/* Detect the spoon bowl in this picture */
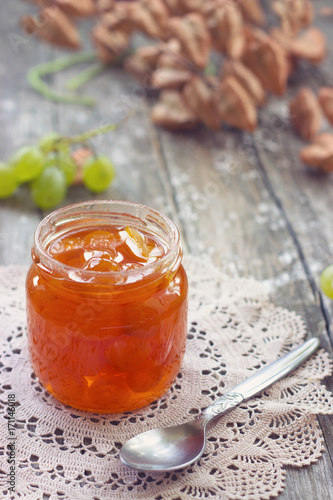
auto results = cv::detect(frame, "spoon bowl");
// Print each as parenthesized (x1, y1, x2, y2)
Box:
(121, 421, 206, 471)
(120, 338, 320, 472)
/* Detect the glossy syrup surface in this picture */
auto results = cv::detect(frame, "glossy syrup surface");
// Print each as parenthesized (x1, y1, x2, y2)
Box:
(47, 225, 167, 272)
(26, 224, 188, 413)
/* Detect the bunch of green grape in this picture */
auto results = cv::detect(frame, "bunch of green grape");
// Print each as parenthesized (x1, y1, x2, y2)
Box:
(0, 132, 115, 210)
(320, 265, 333, 300)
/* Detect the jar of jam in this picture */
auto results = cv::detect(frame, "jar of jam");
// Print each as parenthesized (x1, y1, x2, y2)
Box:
(26, 201, 188, 413)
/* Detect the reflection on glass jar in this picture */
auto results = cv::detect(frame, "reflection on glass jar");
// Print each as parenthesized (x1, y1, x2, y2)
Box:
(26, 200, 188, 413)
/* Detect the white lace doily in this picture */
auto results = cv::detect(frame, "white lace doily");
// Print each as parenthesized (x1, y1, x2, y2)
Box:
(1, 257, 333, 500)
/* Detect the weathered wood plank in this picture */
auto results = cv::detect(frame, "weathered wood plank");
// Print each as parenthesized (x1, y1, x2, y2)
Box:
(156, 125, 333, 499)
(254, 94, 333, 326)
(0, 2, 53, 265)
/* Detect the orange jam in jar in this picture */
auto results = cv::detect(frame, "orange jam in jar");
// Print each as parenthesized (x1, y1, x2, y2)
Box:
(26, 201, 188, 413)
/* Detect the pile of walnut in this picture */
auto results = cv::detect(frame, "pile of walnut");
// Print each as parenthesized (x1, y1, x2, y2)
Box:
(21, 0, 333, 172)
(290, 88, 333, 172)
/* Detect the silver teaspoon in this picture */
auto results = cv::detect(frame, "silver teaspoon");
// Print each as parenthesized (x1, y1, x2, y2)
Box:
(120, 337, 320, 472)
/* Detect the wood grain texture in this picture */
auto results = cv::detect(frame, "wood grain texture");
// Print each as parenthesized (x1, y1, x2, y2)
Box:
(0, 1, 333, 498)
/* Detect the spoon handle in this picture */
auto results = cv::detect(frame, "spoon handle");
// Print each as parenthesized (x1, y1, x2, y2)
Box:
(202, 337, 320, 421)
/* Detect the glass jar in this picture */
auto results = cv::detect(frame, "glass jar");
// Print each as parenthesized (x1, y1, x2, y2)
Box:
(26, 200, 188, 413)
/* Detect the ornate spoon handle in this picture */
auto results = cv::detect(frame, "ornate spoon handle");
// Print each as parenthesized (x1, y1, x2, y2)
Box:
(201, 338, 320, 422)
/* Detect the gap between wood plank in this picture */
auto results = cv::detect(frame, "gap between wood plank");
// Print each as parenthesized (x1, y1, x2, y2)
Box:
(249, 135, 332, 346)
(250, 136, 333, 476)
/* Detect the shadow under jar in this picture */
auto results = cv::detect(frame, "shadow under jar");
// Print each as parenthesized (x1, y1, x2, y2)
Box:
(26, 200, 188, 413)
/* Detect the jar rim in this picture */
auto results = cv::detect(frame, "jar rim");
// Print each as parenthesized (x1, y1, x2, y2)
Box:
(33, 200, 181, 284)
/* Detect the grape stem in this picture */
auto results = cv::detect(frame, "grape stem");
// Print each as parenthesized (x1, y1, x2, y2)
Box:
(27, 52, 98, 106)
(66, 62, 106, 91)
(64, 123, 121, 145)
(45, 111, 135, 154)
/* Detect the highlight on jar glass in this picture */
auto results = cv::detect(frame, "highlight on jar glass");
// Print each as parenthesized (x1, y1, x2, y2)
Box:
(26, 200, 188, 413)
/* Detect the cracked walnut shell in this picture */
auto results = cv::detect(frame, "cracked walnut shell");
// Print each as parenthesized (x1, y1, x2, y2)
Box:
(214, 75, 257, 132)
(242, 29, 289, 96)
(318, 87, 333, 126)
(21, 6, 81, 49)
(300, 133, 333, 172)
(167, 13, 211, 69)
(151, 90, 200, 130)
(289, 87, 322, 141)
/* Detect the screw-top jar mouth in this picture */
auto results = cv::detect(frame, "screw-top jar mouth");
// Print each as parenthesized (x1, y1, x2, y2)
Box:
(33, 200, 182, 285)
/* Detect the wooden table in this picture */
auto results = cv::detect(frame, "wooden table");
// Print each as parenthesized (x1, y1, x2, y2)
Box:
(1, 2, 333, 499)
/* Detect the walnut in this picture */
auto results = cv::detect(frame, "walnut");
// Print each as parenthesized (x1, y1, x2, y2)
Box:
(300, 133, 333, 172)
(129, 0, 170, 40)
(238, 0, 265, 26)
(204, 0, 245, 59)
(289, 87, 322, 141)
(222, 60, 266, 107)
(21, 6, 81, 49)
(289, 27, 326, 64)
(151, 90, 200, 129)
(167, 13, 211, 69)
(183, 76, 221, 130)
(242, 29, 289, 96)
(318, 87, 333, 126)
(272, 0, 313, 37)
(214, 76, 257, 132)
(92, 24, 129, 62)
(55, 0, 96, 17)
